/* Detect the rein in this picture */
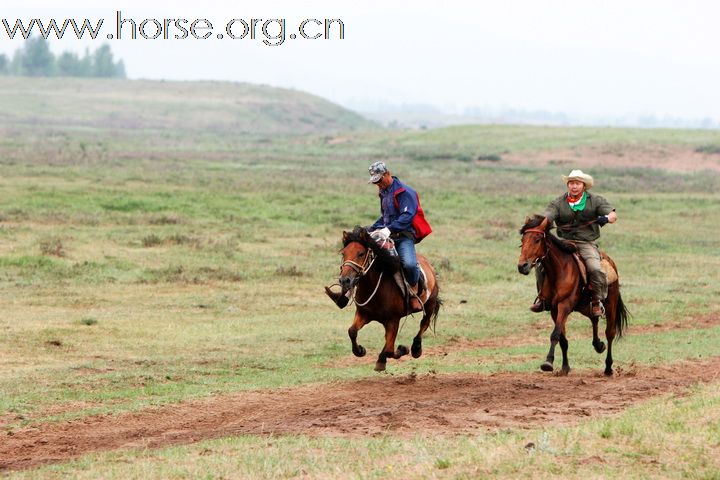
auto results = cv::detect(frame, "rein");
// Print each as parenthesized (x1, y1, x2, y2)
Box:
(522, 228, 546, 237)
(556, 219, 598, 231)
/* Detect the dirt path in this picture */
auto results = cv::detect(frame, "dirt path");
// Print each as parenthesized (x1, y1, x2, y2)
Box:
(3, 356, 720, 472)
(503, 146, 720, 172)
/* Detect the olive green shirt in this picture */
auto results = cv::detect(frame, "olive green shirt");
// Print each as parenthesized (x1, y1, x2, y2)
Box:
(544, 192, 614, 242)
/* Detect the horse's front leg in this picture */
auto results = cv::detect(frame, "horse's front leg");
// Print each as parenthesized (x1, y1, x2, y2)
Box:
(541, 305, 559, 372)
(348, 310, 369, 358)
(556, 303, 573, 375)
(541, 302, 572, 374)
(375, 318, 408, 372)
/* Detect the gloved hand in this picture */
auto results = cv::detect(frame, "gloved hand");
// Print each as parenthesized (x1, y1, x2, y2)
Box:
(373, 227, 391, 240)
(596, 215, 609, 226)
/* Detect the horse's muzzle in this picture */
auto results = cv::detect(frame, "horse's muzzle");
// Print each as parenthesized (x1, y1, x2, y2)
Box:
(339, 275, 358, 290)
(517, 262, 532, 275)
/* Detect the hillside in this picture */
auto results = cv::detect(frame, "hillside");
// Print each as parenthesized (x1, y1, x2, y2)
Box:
(0, 77, 375, 135)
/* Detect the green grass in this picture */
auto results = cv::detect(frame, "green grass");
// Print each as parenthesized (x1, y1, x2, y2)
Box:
(0, 145, 718, 424)
(0, 77, 376, 135)
(0, 79, 719, 478)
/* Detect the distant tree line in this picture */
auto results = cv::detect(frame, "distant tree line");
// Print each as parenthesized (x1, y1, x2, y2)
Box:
(0, 37, 125, 78)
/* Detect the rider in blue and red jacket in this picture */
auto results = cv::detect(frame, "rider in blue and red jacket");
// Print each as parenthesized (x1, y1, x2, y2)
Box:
(367, 161, 425, 311)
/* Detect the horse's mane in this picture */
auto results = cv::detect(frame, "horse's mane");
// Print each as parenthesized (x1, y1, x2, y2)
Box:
(343, 226, 403, 272)
(520, 214, 577, 254)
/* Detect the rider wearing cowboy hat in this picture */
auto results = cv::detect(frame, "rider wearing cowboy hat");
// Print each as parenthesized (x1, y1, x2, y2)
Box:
(530, 169, 617, 317)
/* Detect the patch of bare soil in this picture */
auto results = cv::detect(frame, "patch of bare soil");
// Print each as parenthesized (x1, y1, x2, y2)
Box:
(3, 356, 720, 472)
(502, 146, 720, 172)
(632, 311, 720, 334)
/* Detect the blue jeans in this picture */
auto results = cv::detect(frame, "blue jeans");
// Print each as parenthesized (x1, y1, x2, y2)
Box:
(394, 236, 420, 285)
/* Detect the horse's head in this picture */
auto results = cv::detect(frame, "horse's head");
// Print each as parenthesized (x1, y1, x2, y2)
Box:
(339, 227, 374, 291)
(518, 215, 549, 275)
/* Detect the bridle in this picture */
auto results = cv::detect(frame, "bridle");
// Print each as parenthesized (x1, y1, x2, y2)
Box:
(340, 241, 384, 307)
(521, 227, 548, 267)
(341, 246, 376, 277)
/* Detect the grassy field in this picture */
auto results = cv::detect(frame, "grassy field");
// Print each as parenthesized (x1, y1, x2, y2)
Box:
(1, 78, 720, 478)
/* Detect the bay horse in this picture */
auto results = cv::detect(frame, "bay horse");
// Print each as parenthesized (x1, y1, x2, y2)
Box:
(327, 226, 441, 372)
(517, 215, 629, 375)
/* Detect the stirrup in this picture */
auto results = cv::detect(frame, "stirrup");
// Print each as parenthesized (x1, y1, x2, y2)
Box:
(529, 297, 545, 313)
(416, 275, 426, 298)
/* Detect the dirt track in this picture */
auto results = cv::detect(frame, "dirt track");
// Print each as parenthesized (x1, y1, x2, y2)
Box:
(503, 146, 720, 172)
(3, 356, 720, 472)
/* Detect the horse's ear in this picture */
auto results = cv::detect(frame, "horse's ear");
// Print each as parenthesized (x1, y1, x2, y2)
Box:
(540, 217, 549, 230)
(342, 231, 350, 244)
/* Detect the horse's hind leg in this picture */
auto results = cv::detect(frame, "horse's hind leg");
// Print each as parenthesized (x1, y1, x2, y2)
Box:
(603, 294, 618, 376)
(558, 332, 570, 375)
(348, 310, 369, 358)
(411, 296, 436, 358)
(591, 317, 606, 353)
(375, 318, 408, 372)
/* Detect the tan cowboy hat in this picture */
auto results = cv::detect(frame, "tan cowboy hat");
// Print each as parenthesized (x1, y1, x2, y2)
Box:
(562, 169, 594, 189)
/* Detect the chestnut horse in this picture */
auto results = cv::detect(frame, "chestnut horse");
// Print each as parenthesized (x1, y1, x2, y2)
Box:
(517, 215, 629, 375)
(331, 226, 441, 372)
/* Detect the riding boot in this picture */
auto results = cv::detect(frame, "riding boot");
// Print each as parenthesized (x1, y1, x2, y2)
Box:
(529, 296, 545, 313)
(591, 299, 605, 317)
(416, 274, 425, 298)
(324, 286, 350, 309)
(408, 283, 424, 313)
(530, 264, 547, 313)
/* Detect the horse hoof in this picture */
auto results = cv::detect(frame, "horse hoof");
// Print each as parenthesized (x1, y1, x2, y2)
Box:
(411, 338, 422, 358)
(558, 367, 570, 376)
(374, 362, 386, 372)
(540, 362, 554, 372)
(593, 341, 606, 354)
(396, 345, 409, 357)
(604, 368, 613, 376)
(353, 345, 366, 357)
(325, 287, 348, 309)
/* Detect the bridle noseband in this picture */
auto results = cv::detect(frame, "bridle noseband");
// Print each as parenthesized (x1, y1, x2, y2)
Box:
(521, 227, 548, 267)
(341, 246, 375, 277)
(340, 242, 384, 307)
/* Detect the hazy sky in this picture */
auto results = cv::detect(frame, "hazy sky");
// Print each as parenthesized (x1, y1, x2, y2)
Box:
(3, 1, 720, 121)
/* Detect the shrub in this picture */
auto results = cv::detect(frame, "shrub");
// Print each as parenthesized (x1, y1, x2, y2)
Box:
(142, 234, 163, 247)
(275, 265, 304, 277)
(39, 236, 66, 257)
(695, 145, 720, 154)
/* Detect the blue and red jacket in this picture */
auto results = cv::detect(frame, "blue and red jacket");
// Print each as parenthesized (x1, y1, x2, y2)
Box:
(370, 176, 418, 237)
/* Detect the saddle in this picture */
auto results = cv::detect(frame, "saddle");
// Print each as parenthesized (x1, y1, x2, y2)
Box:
(572, 251, 618, 298)
(393, 267, 428, 314)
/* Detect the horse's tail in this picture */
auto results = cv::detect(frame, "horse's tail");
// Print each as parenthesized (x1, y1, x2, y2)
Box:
(614, 290, 630, 338)
(430, 296, 442, 334)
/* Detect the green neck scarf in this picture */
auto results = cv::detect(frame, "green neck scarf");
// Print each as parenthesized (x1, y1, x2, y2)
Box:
(567, 192, 587, 212)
